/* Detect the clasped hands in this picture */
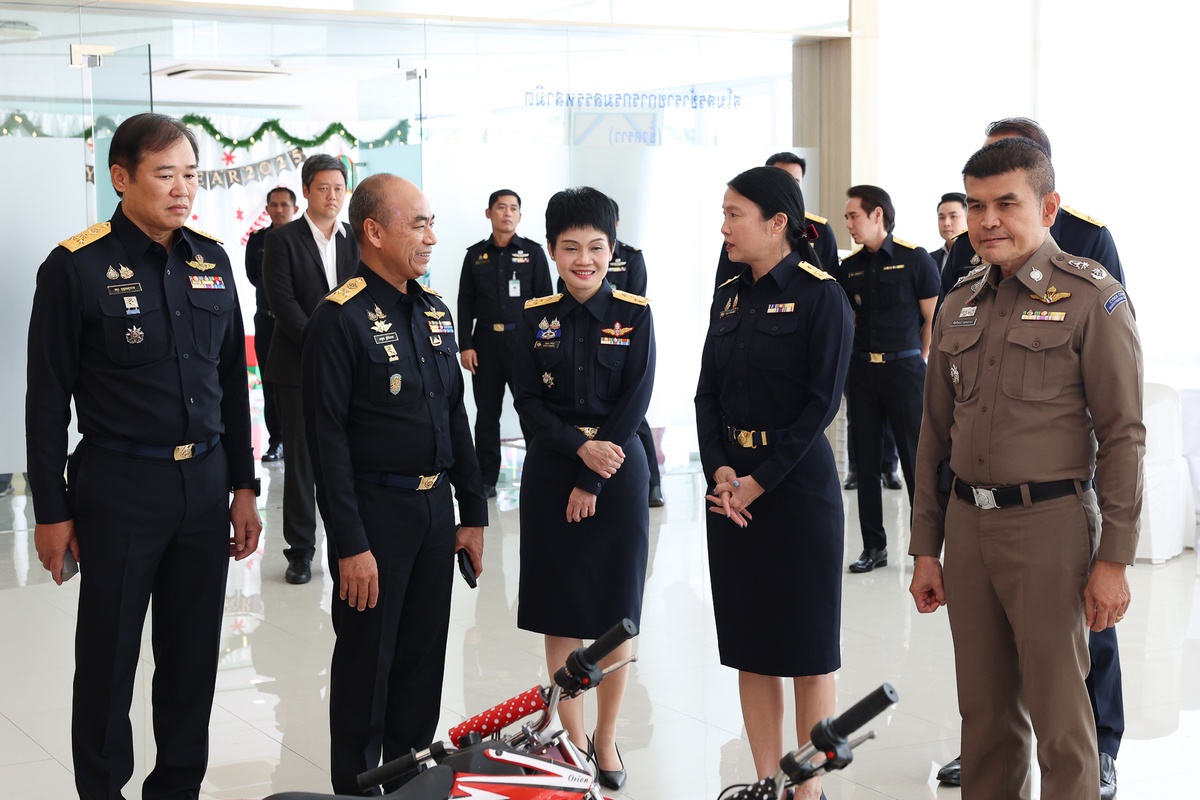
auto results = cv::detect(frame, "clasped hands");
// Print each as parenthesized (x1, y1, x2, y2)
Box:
(567, 439, 625, 523)
(706, 466, 764, 528)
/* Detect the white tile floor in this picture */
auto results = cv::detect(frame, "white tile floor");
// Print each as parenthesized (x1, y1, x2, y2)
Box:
(0, 428, 1197, 800)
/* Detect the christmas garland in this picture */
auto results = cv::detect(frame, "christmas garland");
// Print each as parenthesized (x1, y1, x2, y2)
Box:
(0, 112, 410, 150)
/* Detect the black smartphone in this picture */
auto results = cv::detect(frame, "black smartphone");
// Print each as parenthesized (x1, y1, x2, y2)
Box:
(456, 548, 478, 589)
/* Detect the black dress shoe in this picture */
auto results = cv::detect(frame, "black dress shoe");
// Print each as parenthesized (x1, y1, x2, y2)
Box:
(591, 731, 626, 790)
(936, 755, 962, 785)
(648, 483, 665, 508)
(849, 548, 888, 573)
(285, 559, 312, 585)
(842, 471, 858, 490)
(1099, 752, 1117, 800)
(484, 485, 497, 498)
(882, 470, 903, 490)
(261, 442, 284, 463)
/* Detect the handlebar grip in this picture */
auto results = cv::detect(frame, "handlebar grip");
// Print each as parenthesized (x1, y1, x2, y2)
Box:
(357, 741, 446, 792)
(828, 683, 898, 739)
(578, 618, 637, 669)
(448, 686, 547, 747)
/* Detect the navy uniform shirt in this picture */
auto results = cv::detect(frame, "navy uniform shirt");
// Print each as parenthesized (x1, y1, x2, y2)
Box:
(303, 266, 487, 558)
(696, 252, 853, 491)
(244, 225, 273, 315)
(714, 212, 839, 291)
(837, 234, 941, 353)
(457, 233, 552, 350)
(26, 203, 254, 524)
(513, 283, 656, 495)
(940, 206, 1125, 298)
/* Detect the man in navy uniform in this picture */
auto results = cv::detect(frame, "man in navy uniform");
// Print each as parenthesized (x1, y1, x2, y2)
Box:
(933, 118, 1126, 800)
(838, 185, 940, 573)
(245, 185, 297, 462)
(27, 112, 262, 800)
(304, 173, 486, 794)
(457, 189, 553, 497)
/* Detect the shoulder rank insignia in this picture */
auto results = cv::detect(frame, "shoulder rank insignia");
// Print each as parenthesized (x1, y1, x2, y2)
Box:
(798, 261, 834, 281)
(1031, 286, 1071, 304)
(326, 277, 366, 304)
(846, 245, 863, 258)
(612, 289, 650, 306)
(60, 222, 112, 252)
(805, 211, 828, 225)
(891, 237, 919, 250)
(185, 224, 223, 244)
(421, 284, 443, 297)
(1062, 206, 1106, 228)
(525, 293, 563, 309)
(716, 275, 740, 290)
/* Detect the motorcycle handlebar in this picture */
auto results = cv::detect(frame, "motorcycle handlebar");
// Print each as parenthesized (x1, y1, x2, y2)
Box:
(578, 618, 638, 670)
(828, 683, 898, 740)
(356, 741, 447, 793)
(448, 685, 548, 747)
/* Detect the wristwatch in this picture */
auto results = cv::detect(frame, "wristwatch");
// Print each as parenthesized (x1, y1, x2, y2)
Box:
(232, 479, 261, 497)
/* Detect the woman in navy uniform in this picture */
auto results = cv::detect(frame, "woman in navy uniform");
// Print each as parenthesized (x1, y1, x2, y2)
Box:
(513, 187, 655, 791)
(696, 166, 852, 799)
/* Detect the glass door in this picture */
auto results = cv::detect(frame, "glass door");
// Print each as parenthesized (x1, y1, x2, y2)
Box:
(89, 44, 153, 222)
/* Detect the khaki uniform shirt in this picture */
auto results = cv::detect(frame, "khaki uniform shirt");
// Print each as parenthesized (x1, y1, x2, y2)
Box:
(911, 236, 1144, 564)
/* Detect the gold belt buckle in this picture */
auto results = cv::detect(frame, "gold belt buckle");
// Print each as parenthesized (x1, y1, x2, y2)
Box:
(576, 426, 599, 440)
(492, 323, 506, 332)
(417, 474, 439, 491)
(869, 352, 885, 364)
(735, 429, 757, 449)
(173, 443, 196, 461)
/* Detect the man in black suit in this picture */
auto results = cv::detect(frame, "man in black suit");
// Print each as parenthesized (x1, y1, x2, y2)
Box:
(245, 186, 297, 463)
(263, 154, 359, 584)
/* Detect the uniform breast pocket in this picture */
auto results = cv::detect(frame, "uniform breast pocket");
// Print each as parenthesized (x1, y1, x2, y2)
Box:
(536, 346, 567, 396)
(367, 347, 423, 406)
(937, 325, 985, 401)
(430, 338, 460, 392)
(595, 345, 626, 400)
(1001, 325, 1074, 401)
(187, 291, 234, 358)
(706, 315, 741, 369)
(749, 314, 801, 370)
(98, 294, 169, 366)
(876, 268, 914, 305)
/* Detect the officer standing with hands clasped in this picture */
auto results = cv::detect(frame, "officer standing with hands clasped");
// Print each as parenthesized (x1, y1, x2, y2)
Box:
(27, 112, 262, 800)
(303, 173, 487, 795)
(457, 189, 553, 497)
(909, 137, 1143, 800)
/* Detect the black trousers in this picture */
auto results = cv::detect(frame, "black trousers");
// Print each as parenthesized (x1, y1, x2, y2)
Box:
(636, 417, 661, 486)
(69, 440, 231, 800)
(253, 311, 282, 449)
(844, 386, 899, 473)
(848, 356, 924, 551)
(1089, 625, 1124, 757)
(275, 384, 317, 563)
(328, 480, 457, 795)
(470, 330, 529, 486)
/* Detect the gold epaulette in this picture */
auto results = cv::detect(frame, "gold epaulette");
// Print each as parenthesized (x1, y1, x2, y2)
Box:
(798, 261, 835, 281)
(185, 224, 223, 244)
(892, 237, 919, 250)
(953, 228, 968, 240)
(805, 211, 828, 225)
(717, 275, 739, 290)
(1062, 206, 1106, 228)
(422, 285, 443, 297)
(612, 289, 650, 306)
(525, 293, 562, 309)
(59, 222, 111, 253)
(326, 277, 366, 304)
(846, 245, 863, 258)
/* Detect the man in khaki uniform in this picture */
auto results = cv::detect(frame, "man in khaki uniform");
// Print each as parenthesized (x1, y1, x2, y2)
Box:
(908, 137, 1143, 800)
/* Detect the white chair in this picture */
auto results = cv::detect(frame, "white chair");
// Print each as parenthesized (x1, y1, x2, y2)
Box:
(1135, 383, 1192, 563)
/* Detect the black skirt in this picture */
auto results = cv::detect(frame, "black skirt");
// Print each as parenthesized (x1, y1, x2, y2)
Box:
(518, 435, 649, 639)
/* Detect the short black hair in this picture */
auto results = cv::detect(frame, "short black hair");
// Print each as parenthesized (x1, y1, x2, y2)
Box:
(963, 137, 1056, 198)
(765, 151, 806, 174)
(728, 166, 819, 259)
(489, 189, 521, 209)
(545, 186, 617, 248)
(301, 154, 347, 189)
(938, 192, 967, 210)
(348, 173, 395, 242)
(847, 185, 896, 233)
(985, 117, 1052, 158)
(108, 113, 199, 197)
(266, 186, 297, 206)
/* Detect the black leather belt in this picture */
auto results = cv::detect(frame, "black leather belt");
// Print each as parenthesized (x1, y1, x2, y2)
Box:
(853, 348, 922, 363)
(355, 471, 445, 491)
(90, 434, 220, 462)
(726, 425, 788, 449)
(953, 477, 1093, 510)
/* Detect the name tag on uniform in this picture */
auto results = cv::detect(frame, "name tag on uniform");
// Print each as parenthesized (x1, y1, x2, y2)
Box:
(189, 275, 225, 290)
(767, 303, 795, 314)
(535, 340, 560, 349)
(951, 319, 977, 327)
(374, 332, 400, 344)
(845, 270, 865, 278)
(107, 283, 142, 295)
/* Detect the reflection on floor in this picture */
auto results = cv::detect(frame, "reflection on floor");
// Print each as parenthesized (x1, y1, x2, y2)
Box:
(0, 435, 1197, 800)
